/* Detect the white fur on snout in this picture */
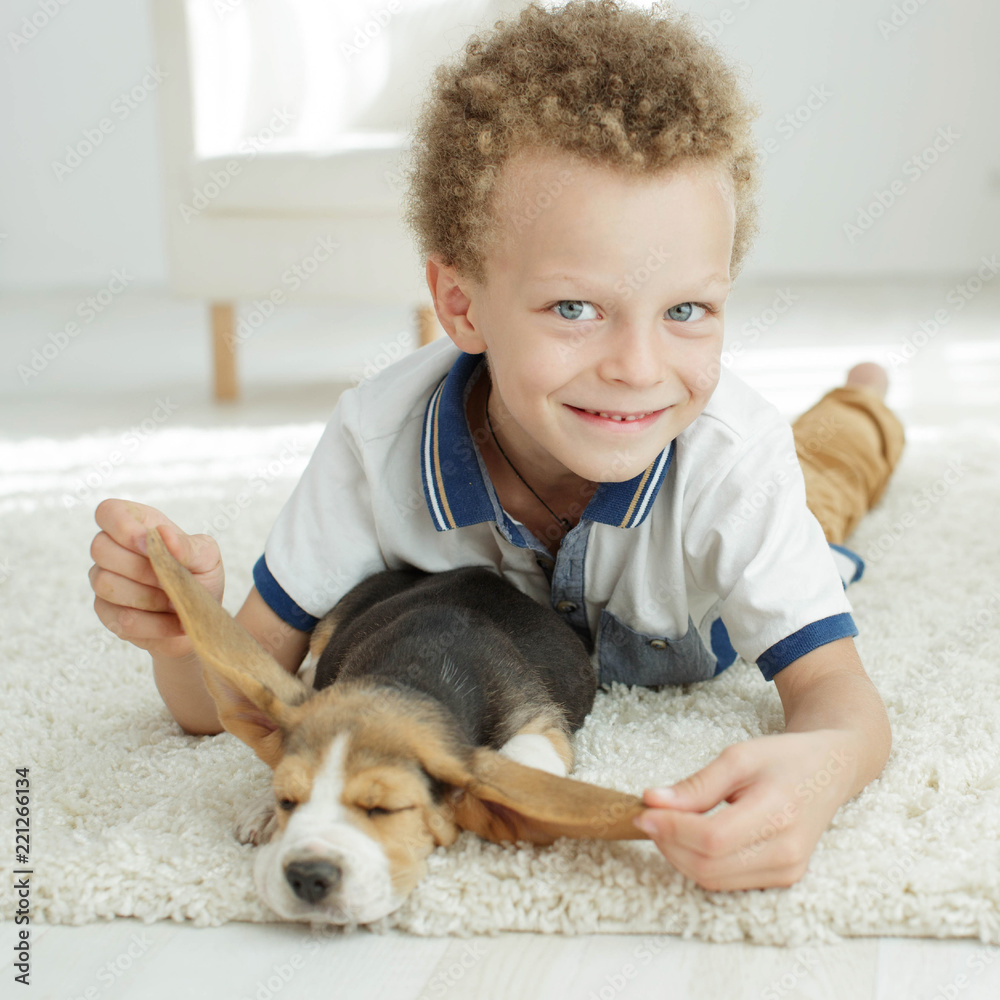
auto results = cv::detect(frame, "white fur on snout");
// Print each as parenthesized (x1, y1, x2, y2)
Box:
(256, 732, 401, 925)
(498, 733, 567, 777)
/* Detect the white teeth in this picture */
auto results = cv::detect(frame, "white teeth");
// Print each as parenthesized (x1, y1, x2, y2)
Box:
(583, 409, 648, 422)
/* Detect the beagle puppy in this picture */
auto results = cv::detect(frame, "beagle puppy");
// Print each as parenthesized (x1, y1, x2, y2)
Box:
(144, 526, 649, 926)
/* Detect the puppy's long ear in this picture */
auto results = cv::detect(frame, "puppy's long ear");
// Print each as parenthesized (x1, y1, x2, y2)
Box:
(144, 526, 310, 766)
(417, 741, 649, 845)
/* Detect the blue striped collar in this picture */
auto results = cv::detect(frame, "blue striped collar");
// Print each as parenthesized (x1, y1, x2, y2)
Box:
(420, 349, 673, 534)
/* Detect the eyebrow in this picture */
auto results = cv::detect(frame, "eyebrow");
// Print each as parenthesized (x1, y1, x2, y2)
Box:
(531, 273, 731, 291)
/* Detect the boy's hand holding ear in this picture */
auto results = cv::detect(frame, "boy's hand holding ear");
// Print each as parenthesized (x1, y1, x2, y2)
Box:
(633, 728, 862, 891)
(90, 498, 225, 661)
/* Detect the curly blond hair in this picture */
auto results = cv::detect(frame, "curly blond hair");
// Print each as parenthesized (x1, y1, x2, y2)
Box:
(400, 0, 762, 287)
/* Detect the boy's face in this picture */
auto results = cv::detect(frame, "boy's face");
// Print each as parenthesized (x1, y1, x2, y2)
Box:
(430, 149, 736, 491)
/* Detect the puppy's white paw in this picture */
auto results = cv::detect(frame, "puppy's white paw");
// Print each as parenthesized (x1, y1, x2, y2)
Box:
(498, 733, 568, 777)
(235, 790, 278, 846)
(297, 650, 318, 690)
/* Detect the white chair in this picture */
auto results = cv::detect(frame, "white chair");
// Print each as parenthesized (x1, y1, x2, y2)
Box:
(151, 0, 519, 400)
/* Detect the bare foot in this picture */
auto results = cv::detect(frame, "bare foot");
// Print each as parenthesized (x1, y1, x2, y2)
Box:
(845, 362, 888, 400)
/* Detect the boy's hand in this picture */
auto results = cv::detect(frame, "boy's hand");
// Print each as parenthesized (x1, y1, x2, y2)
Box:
(633, 729, 859, 891)
(90, 499, 225, 661)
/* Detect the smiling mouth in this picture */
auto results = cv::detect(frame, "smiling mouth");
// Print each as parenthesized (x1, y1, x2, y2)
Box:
(570, 406, 666, 422)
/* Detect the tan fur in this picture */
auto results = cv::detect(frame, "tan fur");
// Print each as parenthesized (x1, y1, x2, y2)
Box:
(307, 611, 341, 661)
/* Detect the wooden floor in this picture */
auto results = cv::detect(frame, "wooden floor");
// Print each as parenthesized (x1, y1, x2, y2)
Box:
(2, 280, 998, 998)
(4, 921, 1000, 999)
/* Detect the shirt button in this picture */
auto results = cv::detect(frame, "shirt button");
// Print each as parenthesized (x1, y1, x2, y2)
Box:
(649, 639, 668, 649)
(555, 600, 577, 613)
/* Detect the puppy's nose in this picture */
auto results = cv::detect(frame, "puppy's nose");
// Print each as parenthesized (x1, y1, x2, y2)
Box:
(284, 859, 342, 905)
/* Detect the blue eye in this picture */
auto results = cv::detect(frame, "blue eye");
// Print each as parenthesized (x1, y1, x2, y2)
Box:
(667, 303, 708, 322)
(552, 300, 599, 321)
(552, 300, 711, 322)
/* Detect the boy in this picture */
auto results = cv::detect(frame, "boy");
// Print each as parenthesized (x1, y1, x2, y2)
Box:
(90, 0, 904, 892)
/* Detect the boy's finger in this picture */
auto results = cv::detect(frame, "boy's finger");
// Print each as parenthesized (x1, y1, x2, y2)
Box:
(89, 565, 176, 614)
(95, 499, 182, 560)
(648, 833, 807, 892)
(145, 523, 219, 576)
(643, 751, 749, 813)
(90, 530, 162, 588)
(640, 783, 776, 857)
(93, 597, 186, 642)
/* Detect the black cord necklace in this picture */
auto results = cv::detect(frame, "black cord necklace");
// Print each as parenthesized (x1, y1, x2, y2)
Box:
(484, 385, 571, 530)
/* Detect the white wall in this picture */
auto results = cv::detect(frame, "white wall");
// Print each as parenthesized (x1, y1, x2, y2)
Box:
(1, 0, 998, 293)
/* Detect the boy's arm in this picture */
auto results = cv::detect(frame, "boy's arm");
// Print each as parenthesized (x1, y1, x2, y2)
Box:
(152, 585, 310, 736)
(772, 635, 892, 797)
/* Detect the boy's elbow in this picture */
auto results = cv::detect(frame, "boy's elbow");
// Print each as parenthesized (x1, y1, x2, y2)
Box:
(178, 720, 225, 737)
(171, 705, 225, 736)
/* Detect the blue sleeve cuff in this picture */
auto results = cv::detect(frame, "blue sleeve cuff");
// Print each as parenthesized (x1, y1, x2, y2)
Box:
(757, 612, 859, 682)
(253, 554, 320, 632)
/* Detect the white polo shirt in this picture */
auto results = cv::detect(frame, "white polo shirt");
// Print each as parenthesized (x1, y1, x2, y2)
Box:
(254, 336, 860, 686)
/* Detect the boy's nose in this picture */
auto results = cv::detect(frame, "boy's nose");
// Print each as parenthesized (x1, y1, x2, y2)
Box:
(599, 327, 667, 385)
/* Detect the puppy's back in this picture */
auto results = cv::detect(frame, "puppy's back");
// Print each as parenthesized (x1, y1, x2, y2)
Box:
(313, 567, 596, 732)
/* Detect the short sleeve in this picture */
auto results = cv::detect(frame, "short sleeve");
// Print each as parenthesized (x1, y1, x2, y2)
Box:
(682, 414, 856, 680)
(254, 385, 386, 630)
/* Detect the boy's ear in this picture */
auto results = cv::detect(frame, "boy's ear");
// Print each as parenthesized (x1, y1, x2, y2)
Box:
(424, 255, 487, 355)
(144, 526, 310, 765)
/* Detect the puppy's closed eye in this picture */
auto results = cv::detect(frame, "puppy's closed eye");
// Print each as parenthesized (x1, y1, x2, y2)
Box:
(278, 799, 298, 812)
(361, 804, 417, 819)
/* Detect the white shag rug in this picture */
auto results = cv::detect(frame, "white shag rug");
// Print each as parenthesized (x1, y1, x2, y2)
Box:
(1, 418, 998, 946)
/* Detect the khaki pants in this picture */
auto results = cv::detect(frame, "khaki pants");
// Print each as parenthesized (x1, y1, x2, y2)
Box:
(792, 387, 906, 546)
